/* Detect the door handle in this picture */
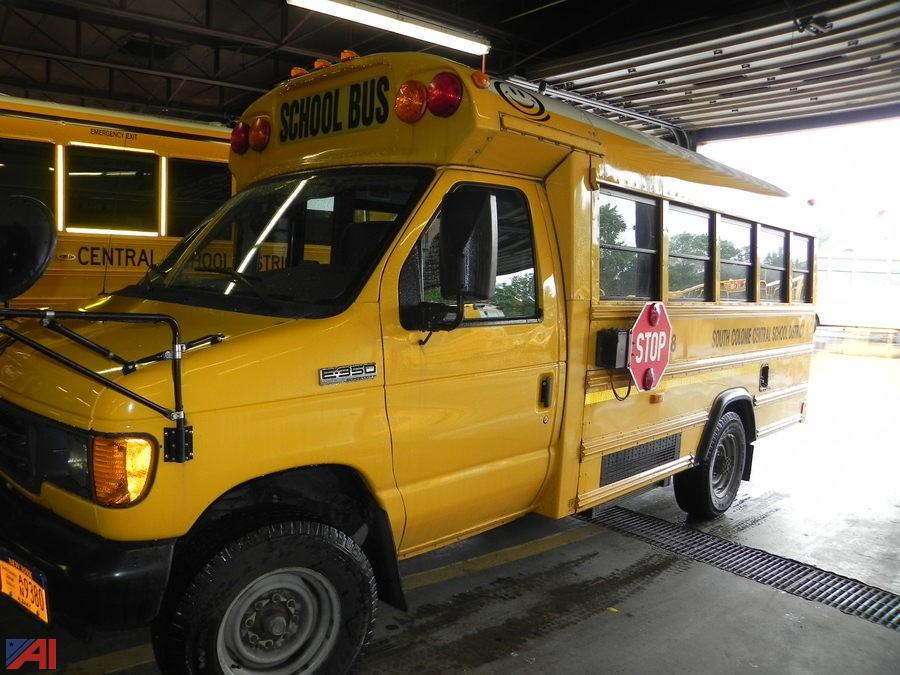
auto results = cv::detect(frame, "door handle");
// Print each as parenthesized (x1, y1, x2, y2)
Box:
(539, 375, 552, 408)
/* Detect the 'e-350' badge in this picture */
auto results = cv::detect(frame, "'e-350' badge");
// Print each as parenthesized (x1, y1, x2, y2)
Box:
(319, 363, 377, 386)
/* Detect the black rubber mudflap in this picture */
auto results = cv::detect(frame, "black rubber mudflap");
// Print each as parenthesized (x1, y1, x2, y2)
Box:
(590, 506, 900, 630)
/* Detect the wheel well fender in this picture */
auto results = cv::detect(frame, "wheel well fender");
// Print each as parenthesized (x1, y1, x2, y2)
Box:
(698, 389, 756, 481)
(175, 465, 407, 611)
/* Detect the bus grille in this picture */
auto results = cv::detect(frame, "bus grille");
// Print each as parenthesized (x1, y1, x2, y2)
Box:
(0, 404, 39, 492)
(600, 434, 681, 486)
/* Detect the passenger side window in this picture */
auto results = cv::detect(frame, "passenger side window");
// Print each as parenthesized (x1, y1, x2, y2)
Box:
(0, 139, 54, 211)
(791, 234, 812, 303)
(668, 205, 712, 301)
(400, 185, 538, 327)
(759, 227, 787, 302)
(167, 159, 231, 238)
(67, 145, 157, 233)
(596, 189, 658, 299)
(719, 218, 753, 301)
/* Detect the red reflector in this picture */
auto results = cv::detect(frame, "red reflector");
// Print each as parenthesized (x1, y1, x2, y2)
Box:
(427, 72, 463, 117)
(230, 122, 250, 154)
(249, 117, 270, 151)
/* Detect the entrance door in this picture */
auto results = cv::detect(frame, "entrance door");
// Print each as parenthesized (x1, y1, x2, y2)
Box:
(380, 171, 561, 554)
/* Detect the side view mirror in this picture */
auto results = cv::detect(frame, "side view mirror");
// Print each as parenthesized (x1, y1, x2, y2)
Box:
(0, 196, 57, 303)
(404, 189, 499, 337)
(439, 190, 498, 302)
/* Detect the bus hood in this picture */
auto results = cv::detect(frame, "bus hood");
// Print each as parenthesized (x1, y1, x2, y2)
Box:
(0, 295, 287, 429)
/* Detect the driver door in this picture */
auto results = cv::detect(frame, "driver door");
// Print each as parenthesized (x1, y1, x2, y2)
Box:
(380, 171, 561, 555)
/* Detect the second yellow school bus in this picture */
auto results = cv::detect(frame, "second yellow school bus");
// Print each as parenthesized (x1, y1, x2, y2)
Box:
(0, 95, 231, 308)
(0, 52, 813, 673)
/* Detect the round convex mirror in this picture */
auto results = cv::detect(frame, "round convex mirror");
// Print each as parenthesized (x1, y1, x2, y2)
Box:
(0, 196, 57, 303)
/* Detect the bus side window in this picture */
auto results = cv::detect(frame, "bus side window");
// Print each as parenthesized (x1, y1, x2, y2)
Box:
(719, 217, 752, 301)
(759, 227, 787, 302)
(791, 233, 812, 302)
(66, 145, 157, 233)
(668, 205, 712, 301)
(167, 159, 231, 238)
(399, 185, 538, 327)
(596, 189, 658, 299)
(0, 138, 55, 211)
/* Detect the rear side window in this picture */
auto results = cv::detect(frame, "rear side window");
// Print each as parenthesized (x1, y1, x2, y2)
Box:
(719, 217, 752, 301)
(597, 189, 658, 299)
(0, 138, 54, 211)
(400, 185, 538, 326)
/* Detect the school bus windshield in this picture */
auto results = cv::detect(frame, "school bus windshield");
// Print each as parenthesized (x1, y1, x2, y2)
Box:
(127, 166, 433, 317)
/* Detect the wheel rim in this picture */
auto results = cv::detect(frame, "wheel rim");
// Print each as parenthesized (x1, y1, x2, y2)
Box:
(710, 430, 741, 507)
(216, 567, 341, 674)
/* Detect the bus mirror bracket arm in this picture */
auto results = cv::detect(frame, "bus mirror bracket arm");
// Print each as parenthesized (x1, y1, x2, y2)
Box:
(0, 308, 194, 463)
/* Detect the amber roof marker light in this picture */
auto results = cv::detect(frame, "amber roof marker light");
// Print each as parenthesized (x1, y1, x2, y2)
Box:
(286, 1, 490, 56)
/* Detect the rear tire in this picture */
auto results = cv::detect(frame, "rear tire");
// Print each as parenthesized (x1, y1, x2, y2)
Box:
(674, 411, 747, 520)
(152, 520, 376, 675)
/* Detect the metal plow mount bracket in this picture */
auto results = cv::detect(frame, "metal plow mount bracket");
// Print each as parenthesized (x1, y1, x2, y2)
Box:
(0, 308, 197, 463)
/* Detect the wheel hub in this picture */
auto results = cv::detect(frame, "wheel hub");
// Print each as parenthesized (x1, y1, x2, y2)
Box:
(217, 567, 342, 674)
(239, 589, 301, 651)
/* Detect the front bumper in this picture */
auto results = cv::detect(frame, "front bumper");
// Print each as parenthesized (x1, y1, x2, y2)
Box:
(0, 480, 174, 628)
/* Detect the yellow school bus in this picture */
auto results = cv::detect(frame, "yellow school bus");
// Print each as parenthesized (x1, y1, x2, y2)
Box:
(0, 95, 231, 308)
(0, 52, 814, 673)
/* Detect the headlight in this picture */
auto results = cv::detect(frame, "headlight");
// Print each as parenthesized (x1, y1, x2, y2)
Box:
(38, 426, 91, 499)
(66, 436, 90, 488)
(91, 436, 156, 507)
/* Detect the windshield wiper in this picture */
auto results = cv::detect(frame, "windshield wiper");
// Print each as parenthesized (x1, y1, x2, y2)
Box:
(192, 267, 280, 308)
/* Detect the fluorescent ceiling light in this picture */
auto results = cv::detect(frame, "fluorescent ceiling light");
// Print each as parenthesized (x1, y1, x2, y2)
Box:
(287, 0, 490, 56)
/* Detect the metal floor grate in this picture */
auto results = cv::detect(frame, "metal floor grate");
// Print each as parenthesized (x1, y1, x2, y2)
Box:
(590, 506, 900, 630)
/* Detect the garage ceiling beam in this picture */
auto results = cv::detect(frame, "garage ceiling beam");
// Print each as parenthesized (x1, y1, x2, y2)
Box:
(0, 43, 268, 94)
(567, 8, 900, 94)
(527, 0, 851, 79)
(15, 0, 334, 60)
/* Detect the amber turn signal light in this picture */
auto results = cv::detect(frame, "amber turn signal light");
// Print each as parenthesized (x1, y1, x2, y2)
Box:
(395, 80, 427, 124)
(92, 436, 155, 507)
(340, 50, 360, 62)
(313, 59, 332, 70)
(290, 66, 309, 77)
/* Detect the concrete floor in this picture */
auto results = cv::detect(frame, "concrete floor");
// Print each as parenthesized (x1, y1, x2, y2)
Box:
(2, 338, 898, 674)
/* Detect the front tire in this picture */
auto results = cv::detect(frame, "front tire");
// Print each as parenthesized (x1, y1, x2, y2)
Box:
(674, 411, 747, 520)
(152, 520, 376, 675)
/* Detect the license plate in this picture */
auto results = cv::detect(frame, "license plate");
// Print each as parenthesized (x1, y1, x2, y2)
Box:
(0, 551, 49, 623)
